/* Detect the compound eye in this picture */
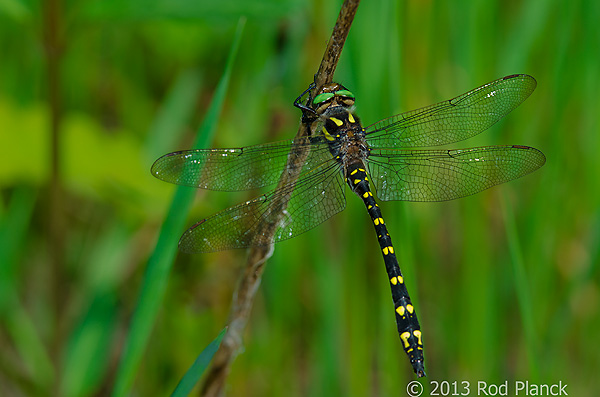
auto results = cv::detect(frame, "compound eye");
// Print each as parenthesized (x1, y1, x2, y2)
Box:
(335, 89, 355, 99)
(313, 92, 334, 105)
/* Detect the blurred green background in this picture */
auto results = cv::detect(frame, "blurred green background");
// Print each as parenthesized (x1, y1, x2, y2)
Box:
(1, 0, 599, 395)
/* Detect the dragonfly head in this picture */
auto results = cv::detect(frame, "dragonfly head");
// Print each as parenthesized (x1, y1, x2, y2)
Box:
(312, 83, 356, 115)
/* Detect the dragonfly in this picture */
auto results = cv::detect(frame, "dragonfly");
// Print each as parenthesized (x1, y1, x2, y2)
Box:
(151, 74, 546, 378)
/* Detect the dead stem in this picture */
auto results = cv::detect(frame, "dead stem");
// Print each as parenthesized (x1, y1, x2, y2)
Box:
(200, 1, 361, 396)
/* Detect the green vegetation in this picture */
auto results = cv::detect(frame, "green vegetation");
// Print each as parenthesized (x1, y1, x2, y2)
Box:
(0, 0, 598, 395)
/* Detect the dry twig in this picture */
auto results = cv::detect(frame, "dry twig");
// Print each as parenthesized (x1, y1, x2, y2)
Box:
(201, 1, 361, 395)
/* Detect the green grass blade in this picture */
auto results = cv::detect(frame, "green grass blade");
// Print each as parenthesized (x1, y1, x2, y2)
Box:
(501, 191, 540, 380)
(170, 328, 227, 397)
(62, 292, 118, 396)
(111, 18, 245, 397)
(0, 188, 54, 390)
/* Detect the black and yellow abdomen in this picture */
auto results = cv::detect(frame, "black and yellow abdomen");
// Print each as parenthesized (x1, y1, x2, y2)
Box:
(320, 105, 425, 377)
(346, 162, 425, 377)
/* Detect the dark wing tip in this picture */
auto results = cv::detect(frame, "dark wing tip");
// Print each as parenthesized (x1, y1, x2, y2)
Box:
(177, 219, 208, 254)
(503, 73, 536, 82)
(150, 151, 177, 179)
(151, 150, 191, 171)
(503, 73, 537, 93)
(513, 145, 546, 170)
(503, 73, 530, 80)
(150, 157, 163, 178)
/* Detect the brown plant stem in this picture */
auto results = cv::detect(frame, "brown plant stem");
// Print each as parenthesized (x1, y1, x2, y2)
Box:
(200, 1, 360, 396)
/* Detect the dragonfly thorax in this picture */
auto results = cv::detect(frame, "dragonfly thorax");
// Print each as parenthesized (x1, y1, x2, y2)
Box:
(321, 106, 363, 136)
(317, 105, 370, 176)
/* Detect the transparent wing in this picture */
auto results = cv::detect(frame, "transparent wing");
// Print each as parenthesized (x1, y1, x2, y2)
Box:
(366, 145, 546, 202)
(151, 137, 331, 191)
(179, 159, 346, 253)
(365, 74, 537, 148)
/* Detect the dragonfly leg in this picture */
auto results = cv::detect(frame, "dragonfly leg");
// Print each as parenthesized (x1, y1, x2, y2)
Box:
(294, 80, 318, 123)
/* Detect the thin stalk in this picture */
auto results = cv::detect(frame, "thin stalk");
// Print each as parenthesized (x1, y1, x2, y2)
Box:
(200, 1, 361, 396)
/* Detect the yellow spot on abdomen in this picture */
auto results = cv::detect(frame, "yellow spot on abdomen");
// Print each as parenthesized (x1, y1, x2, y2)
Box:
(396, 306, 405, 316)
(400, 332, 411, 348)
(348, 113, 355, 123)
(413, 330, 423, 346)
(382, 246, 388, 254)
(406, 304, 414, 314)
(350, 169, 358, 175)
(354, 179, 361, 185)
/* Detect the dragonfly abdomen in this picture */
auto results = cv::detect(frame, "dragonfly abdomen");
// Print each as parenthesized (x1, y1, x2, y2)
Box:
(346, 163, 426, 377)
